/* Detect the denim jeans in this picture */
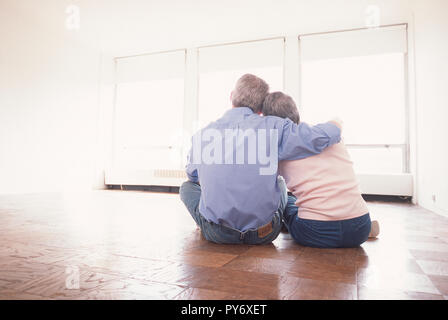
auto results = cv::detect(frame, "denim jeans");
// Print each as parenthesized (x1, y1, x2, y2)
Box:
(179, 177, 287, 245)
(283, 195, 371, 248)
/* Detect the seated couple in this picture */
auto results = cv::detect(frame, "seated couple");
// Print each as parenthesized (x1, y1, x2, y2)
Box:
(180, 74, 379, 248)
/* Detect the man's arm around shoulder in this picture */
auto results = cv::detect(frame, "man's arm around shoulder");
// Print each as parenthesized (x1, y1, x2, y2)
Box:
(278, 118, 342, 161)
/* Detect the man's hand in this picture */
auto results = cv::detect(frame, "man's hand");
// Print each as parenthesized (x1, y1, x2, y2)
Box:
(329, 117, 343, 131)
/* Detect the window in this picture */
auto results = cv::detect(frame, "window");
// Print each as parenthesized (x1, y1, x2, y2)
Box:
(106, 26, 413, 194)
(113, 50, 186, 171)
(299, 25, 408, 174)
(198, 39, 284, 128)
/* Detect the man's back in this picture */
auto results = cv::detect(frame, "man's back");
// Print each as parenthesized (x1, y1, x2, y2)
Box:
(186, 107, 341, 231)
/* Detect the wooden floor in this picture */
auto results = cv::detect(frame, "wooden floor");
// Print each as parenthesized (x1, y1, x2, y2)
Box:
(1, 190, 448, 300)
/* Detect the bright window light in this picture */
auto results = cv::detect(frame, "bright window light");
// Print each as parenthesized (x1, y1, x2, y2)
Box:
(348, 146, 404, 174)
(300, 25, 408, 175)
(114, 51, 185, 170)
(301, 53, 407, 174)
(301, 53, 406, 145)
(198, 39, 284, 128)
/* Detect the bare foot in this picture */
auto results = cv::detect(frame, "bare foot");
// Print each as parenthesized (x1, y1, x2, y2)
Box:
(369, 220, 380, 238)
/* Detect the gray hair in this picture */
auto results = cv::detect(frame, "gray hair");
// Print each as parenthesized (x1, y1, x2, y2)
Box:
(262, 91, 300, 124)
(231, 74, 269, 113)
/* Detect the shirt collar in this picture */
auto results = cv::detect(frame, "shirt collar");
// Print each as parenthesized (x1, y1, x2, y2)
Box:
(222, 106, 254, 119)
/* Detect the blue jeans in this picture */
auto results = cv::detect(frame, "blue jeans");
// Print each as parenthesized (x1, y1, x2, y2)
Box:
(179, 178, 287, 245)
(283, 195, 371, 248)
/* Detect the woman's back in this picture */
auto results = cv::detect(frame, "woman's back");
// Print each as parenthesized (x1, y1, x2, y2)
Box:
(279, 141, 369, 221)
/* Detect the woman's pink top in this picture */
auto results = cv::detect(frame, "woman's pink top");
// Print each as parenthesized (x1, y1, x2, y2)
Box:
(279, 141, 369, 221)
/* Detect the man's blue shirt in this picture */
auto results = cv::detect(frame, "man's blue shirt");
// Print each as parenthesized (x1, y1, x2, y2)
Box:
(186, 107, 341, 231)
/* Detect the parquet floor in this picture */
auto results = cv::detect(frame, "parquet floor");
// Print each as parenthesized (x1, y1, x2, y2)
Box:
(1, 190, 448, 300)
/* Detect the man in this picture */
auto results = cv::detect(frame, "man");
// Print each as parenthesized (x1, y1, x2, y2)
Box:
(179, 74, 341, 244)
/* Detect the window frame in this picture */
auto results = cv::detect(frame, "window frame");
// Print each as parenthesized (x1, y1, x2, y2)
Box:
(111, 49, 187, 171)
(104, 23, 415, 196)
(298, 24, 410, 174)
(196, 37, 286, 128)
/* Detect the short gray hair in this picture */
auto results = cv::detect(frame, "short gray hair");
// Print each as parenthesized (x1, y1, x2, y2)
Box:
(262, 91, 300, 124)
(231, 74, 269, 113)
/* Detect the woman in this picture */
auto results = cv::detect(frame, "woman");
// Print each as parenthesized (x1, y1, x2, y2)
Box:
(262, 92, 379, 248)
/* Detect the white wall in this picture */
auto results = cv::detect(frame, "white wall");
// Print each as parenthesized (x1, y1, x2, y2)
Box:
(2, 0, 447, 218)
(411, 0, 448, 216)
(96, 0, 412, 57)
(0, 0, 102, 193)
